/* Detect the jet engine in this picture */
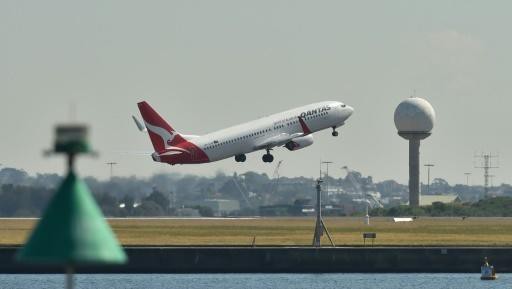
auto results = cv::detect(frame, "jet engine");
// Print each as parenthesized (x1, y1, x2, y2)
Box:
(285, 135, 314, 151)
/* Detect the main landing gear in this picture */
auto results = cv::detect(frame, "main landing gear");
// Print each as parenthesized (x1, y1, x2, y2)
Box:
(262, 149, 274, 163)
(235, 154, 246, 162)
(332, 127, 339, 137)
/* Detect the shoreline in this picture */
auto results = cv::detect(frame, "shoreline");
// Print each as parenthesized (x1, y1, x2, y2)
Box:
(1, 246, 510, 273)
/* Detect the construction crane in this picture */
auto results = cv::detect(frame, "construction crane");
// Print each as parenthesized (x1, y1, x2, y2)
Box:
(262, 160, 283, 205)
(270, 160, 283, 194)
(232, 173, 252, 208)
(341, 166, 383, 209)
(342, 166, 371, 225)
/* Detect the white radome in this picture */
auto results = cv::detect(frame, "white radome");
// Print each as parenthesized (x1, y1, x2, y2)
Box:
(394, 97, 435, 133)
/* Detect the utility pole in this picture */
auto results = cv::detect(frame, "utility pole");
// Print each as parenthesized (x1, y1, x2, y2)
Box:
(474, 153, 499, 197)
(106, 162, 118, 180)
(464, 172, 471, 186)
(424, 164, 434, 194)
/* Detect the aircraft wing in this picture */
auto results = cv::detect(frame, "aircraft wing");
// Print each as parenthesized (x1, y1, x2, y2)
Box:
(253, 132, 305, 150)
(254, 116, 313, 150)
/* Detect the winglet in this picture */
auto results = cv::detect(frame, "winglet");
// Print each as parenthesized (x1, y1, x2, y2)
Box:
(298, 117, 312, 135)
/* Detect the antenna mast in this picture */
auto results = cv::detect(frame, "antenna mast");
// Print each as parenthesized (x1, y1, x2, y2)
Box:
(474, 153, 499, 197)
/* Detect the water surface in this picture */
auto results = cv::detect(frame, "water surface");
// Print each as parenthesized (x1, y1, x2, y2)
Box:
(0, 273, 508, 289)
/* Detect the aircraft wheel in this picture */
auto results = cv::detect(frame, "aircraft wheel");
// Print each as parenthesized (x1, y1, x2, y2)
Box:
(235, 154, 246, 162)
(332, 130, 339, 137)
(262, 154, 274, 163)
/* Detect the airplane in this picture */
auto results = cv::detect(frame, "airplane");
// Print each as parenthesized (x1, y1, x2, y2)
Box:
(133, 101, 354, 165)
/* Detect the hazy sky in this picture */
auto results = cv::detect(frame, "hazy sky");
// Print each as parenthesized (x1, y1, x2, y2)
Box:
(2, 0, 511, 185)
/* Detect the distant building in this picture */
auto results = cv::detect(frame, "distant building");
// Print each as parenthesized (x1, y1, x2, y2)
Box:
(259, 204, 293, 216)
(419, 194, 461, 206)
(381, 196, 406, 207)
(200, 199, 240, 216)
(176, 207, 200, 217)
(259, 203, 347, 216)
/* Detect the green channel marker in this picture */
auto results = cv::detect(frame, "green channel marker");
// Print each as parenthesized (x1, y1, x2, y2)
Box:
(17, 171, 127, 264)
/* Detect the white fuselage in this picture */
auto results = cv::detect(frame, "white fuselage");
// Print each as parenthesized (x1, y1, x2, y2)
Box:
(190, 101, 353, 162)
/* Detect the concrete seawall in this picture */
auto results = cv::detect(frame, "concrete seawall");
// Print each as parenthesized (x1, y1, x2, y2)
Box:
(1, 246, 511, 273)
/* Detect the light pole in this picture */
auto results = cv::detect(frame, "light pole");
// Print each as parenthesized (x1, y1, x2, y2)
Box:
(424, 164, 434, 194)
(106, 162, 118, 180)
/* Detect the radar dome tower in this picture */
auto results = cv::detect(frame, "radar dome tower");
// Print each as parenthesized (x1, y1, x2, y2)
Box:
(394, 97, 436, 207)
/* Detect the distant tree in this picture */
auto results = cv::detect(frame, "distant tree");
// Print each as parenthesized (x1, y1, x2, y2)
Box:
(0, 184, 53, 217)
(145, 188, 170, 213)
(430, 178, 451, 194)
(120, 195, 135, 215)
(376, 180, 407, 198)
(94, 192, 120, 217)
(197, 206, 214, 217)
(373, 205, 426, 217)
(134, 201, 165, 216)
(32, 173, 61, 188)
(294, 198, 311, 206)
(371, 196, 512, 217)
(218, 179, 242, 200)
(429, 201, 448, 216)
(241, 172, 269, 193)
(0, 168, 29, 185)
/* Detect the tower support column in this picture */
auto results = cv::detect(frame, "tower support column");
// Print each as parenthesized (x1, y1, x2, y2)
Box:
(399, 132, 430, 207)
(408, 138, 420, 207)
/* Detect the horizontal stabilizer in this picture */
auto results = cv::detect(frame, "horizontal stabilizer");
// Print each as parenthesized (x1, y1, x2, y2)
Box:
(115, 150, 153, 156)
(132, 115, 147, 132)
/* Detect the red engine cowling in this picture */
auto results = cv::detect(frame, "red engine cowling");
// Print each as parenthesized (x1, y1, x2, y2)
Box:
(285, 135, 314, 151)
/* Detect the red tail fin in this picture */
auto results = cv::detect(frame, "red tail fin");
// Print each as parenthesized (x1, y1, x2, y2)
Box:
(137, 101, 183, 151)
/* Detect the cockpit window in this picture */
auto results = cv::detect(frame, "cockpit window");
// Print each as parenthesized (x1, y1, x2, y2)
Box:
(341, 104, 346, 108)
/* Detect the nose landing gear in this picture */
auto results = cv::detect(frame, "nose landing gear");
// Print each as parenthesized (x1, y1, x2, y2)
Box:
(332, 127, 339, 137)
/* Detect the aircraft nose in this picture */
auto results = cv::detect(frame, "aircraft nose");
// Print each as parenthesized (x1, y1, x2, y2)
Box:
(344, 105, 354, 118)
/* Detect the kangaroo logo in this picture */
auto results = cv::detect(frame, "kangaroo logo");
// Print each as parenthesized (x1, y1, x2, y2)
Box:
(144, 121, 176, 148)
